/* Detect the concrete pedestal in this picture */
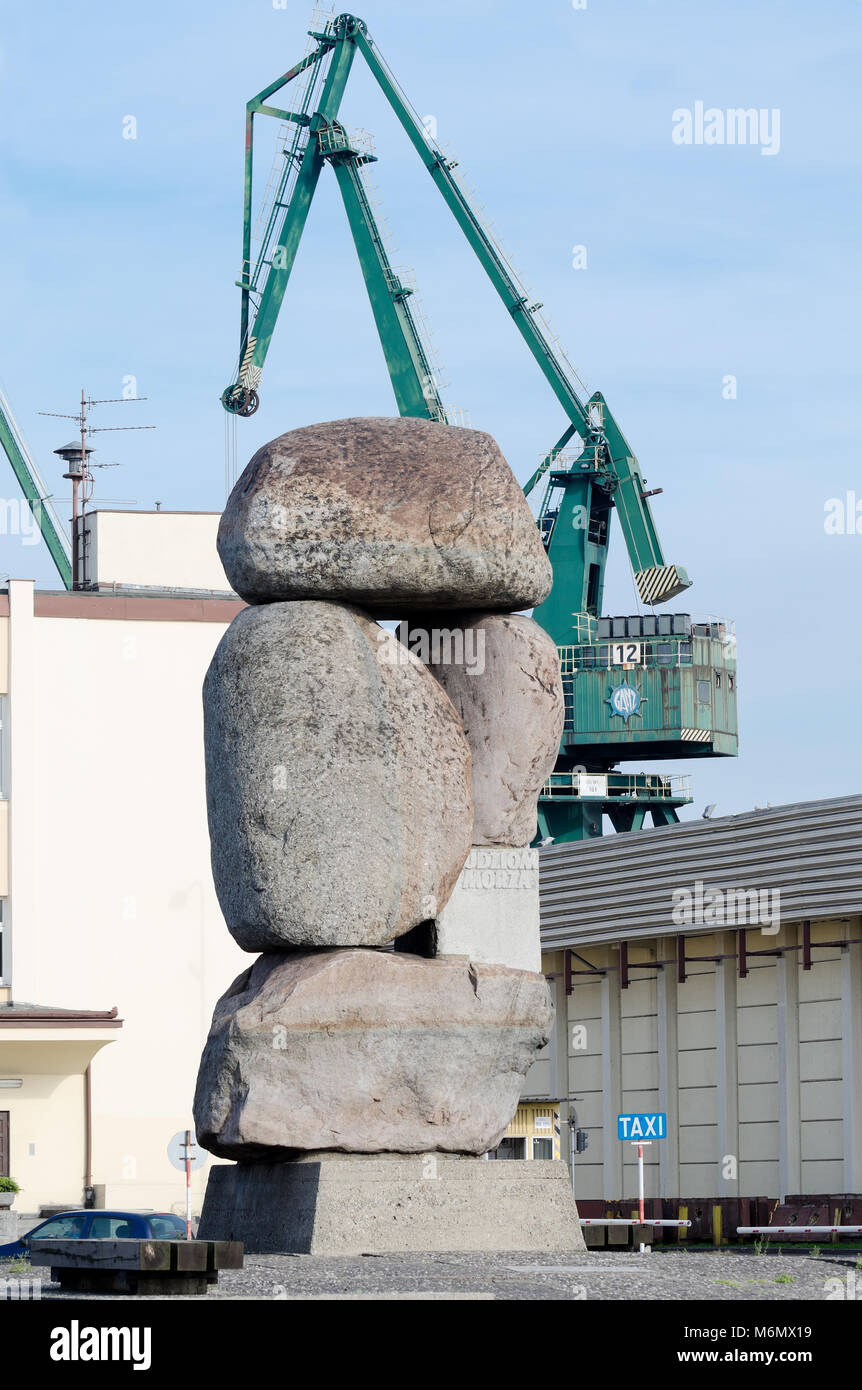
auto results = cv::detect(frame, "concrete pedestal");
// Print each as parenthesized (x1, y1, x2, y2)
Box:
(198, 1154, 585, 1255)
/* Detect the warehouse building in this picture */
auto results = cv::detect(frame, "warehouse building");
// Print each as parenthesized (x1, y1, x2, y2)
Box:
(517, 796, 862, 1211)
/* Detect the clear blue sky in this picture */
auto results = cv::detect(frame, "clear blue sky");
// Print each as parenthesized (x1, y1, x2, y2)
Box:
(1, 0, 860, 817)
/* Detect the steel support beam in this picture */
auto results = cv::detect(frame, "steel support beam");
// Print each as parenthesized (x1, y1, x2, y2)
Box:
(715, 932, 740, 1198)
(601, 952, 623, 1200)
(841, 929, 862, 1191)
(776, 924, 801, 1201)
(657, 942, 680, 1200)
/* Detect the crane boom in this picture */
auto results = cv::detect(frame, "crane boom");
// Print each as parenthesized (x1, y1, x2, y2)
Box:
(353, 26, 594, 434)
(352, 25, 689, 611)
(327, 140, 445, 420)
(0, 384, 72, 589)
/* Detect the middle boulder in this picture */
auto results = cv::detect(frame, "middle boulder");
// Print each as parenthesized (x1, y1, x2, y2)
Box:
(204, 600, 473, 951)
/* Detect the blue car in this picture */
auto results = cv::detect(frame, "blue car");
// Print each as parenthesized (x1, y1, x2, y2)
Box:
(0, 1209, 188, 1259)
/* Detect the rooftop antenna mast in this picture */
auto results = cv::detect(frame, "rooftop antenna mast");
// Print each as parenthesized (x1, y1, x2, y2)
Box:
(39, 391, 155, 588)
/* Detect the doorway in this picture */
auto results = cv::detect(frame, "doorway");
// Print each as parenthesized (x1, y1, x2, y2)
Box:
(0, 1111, 9, 1177)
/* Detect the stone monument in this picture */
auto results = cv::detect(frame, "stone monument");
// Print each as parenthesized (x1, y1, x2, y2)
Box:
(195, 416, 585, 1253)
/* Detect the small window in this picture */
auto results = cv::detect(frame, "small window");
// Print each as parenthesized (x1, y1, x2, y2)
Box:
(532, 1137, 554, 1160)
(89, 1215, 139, 1239)
(148, 1214, 187, 1239)
(714, 671, 721, 688)
(697, 680, 711, 703)
(32, 1214, 88, 1241)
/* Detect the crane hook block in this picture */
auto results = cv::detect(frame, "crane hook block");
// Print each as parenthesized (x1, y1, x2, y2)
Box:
(221, 384, 260, 418)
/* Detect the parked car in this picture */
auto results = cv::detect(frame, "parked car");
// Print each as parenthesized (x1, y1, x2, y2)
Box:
(0, 1209, 188, 1259)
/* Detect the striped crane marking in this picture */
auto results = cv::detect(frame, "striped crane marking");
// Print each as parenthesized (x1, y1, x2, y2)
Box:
(239, 337, 261, 390)
(635, 565, 688, 605)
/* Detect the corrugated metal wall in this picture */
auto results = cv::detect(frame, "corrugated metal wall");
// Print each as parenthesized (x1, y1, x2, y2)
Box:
(539, 796, 862, 947)
(532, 926, 852, 1202)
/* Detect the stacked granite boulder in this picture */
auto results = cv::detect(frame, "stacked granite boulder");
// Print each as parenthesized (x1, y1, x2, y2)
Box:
(194, 415, 564, 1163)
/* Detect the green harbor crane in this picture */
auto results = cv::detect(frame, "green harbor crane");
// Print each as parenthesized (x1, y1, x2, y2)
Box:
(222, 11, 738, 842)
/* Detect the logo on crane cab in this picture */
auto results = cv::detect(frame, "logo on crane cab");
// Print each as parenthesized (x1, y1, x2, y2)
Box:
(606, 681, 645, 722)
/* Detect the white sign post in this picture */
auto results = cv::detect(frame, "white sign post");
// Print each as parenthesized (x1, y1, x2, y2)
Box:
(632, 1140, 652, 1251)
(167, 1129, 208, 1239)
(617, 1112, 667, 1254)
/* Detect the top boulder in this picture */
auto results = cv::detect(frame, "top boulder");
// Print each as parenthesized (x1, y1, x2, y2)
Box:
(218, 417, 552, 613)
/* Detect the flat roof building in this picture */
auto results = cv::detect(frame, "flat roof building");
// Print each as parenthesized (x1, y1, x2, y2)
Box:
(0, 509, 246, 1216)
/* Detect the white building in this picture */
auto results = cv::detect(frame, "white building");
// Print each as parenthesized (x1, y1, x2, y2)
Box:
(0, 511, 247, 1215)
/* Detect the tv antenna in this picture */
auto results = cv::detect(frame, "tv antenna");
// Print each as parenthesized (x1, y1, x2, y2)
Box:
(39, 390, 155, 588)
